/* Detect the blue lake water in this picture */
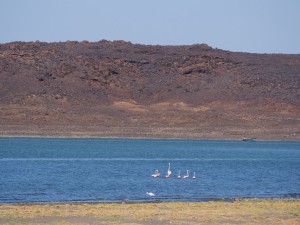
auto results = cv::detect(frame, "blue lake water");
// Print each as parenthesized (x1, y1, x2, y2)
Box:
(0, 138, 299, 203)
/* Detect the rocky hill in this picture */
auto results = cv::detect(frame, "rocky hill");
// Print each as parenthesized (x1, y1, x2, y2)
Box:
(0, 40, 299, 140)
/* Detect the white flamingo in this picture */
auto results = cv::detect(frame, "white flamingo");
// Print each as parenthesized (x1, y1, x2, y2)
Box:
(177, 170, 181, 179)
(183, 170, 189, 179)
(192, 172, 196, 179)
(166, 162, 171, 178)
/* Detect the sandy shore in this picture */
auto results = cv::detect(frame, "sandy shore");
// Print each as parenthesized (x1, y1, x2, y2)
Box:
(1, 124, 299, 141)
(0, 199, 299, 225)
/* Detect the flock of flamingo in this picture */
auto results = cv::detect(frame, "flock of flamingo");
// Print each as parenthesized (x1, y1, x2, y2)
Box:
(151, 162, 196, 179)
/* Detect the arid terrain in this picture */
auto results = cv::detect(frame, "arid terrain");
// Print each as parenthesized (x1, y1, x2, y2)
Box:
(0, 40, 299, 140)
(0, 199, 299, 225)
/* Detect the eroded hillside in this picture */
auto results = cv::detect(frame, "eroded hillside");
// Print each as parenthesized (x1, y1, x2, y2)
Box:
(0, 40, 299, 140)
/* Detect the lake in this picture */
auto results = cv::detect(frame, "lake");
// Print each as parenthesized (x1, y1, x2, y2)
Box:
(0, 138, 299, 203)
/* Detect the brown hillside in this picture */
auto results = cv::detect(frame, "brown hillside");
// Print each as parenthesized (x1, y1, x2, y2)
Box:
(0, 40, 299, 140)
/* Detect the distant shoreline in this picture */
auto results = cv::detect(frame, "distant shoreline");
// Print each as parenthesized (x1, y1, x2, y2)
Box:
(0, 134, 298, 142)
(1, 124, 299, 141)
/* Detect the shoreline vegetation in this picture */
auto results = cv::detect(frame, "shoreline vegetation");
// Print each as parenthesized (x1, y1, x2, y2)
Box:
(0, 199, 299, 224)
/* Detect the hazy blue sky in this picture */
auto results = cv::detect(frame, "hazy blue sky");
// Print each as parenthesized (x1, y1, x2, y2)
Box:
(1, 0, 299, 53)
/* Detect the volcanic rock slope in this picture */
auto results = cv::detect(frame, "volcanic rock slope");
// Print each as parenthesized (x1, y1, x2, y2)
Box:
(0, 40, 299, 140)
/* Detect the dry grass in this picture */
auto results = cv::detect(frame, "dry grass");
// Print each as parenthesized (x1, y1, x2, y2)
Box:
(0, 199, 299, 225)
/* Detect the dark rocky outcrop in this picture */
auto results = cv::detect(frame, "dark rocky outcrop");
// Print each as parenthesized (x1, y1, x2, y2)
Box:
(0, 40, 299, 140)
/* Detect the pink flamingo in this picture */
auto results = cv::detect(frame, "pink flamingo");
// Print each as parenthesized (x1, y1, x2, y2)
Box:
(183, 170, 189, 179)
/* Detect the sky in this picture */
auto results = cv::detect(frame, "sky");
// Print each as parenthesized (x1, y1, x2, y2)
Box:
(1, 0, 300, 53)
